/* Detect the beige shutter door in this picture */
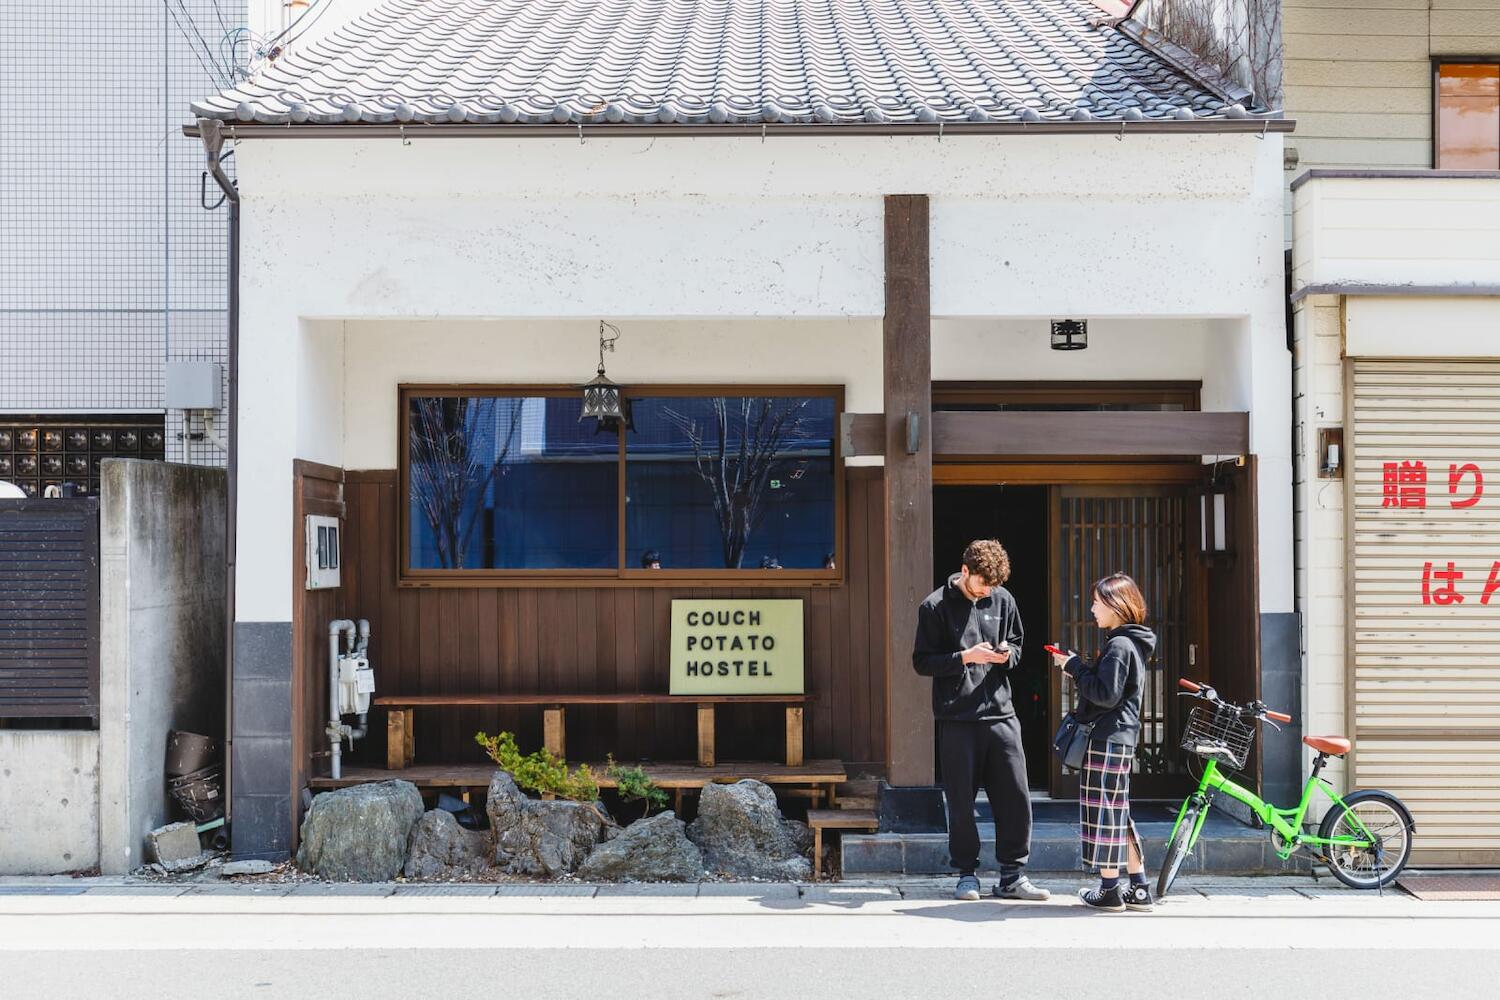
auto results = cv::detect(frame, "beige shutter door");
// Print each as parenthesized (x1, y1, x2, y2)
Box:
(1350, 359, 1500, 866)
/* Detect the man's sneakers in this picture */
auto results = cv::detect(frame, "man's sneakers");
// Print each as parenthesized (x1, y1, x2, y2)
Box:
(992, 875, 1051, 901)
(1123, 883, 1155, 911)
(1078, 884, 1126, 912)
(954, 874, 982, 901)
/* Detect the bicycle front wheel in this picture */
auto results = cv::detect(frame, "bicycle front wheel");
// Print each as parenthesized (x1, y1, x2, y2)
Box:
(1157, 801, 1202, 899)
(1318, 790, 1413, 889)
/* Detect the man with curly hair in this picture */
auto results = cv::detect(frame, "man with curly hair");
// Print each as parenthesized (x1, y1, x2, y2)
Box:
(913, 538, 1048, 903)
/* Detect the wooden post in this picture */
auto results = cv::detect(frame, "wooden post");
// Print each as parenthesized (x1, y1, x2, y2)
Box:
(784, 706, 804, 767)
(543, 706, 566, 759)
(386, 710, 406, 771)
(883, 194, 935, 787)
(404, 711, 415, 766)
(697, 704, 716, 767)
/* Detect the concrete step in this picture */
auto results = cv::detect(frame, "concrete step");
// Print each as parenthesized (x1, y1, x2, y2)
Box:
(840, 812, 1312, 877)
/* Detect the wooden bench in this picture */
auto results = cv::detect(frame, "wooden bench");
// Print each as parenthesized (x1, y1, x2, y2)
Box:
(375, 693, 812, 772)
(806, 808, 880, 881)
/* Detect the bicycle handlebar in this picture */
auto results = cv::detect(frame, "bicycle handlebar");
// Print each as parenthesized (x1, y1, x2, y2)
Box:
(1177, 677, 1294, 725)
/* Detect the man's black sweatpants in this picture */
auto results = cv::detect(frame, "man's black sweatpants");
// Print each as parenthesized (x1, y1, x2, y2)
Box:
(938, 716, 1032, 877)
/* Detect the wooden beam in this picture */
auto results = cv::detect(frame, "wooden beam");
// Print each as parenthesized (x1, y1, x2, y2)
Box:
(386, 710, 406, 771)
(933, 410, 1248, 456)
(883, 194, 935, 787)
(543, 706, 566, 759)
(839, 410, 1250, 458)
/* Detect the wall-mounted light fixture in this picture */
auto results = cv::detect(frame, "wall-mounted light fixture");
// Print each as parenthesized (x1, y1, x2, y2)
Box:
(580, 320, 629, 430)
(1201, 475, 1230, 555)
(1050, 319, 1088, 351)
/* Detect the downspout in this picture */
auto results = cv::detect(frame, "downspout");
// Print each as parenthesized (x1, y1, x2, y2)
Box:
(198, 119, 239, 831)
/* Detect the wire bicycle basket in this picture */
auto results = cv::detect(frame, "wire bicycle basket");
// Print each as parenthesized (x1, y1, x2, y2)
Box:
(1181, 702, 1257, 771)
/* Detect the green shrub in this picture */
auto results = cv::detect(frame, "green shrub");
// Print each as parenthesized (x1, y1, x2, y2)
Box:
(475, 730, 599, 803)
(606, 755, 669, 816)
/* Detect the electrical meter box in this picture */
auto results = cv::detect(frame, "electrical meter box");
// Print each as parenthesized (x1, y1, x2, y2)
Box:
(305, 514, 341, 590)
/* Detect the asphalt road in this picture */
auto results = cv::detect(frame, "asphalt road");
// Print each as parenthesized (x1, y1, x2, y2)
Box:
(1, 877, 1495, 1000)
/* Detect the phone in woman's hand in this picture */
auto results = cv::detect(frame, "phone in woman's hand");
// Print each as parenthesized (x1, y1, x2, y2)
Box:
(1044, 643, 1064, 656)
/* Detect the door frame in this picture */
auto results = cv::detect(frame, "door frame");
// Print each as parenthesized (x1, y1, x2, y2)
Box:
(934, 461, 1209, 799)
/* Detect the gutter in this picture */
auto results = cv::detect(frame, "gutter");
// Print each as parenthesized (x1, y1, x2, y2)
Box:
(197, 118, 240, 842)
(182, 118, 1294, 140)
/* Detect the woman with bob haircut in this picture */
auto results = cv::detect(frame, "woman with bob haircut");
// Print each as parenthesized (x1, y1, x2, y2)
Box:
(1050, 572, 1157, 912)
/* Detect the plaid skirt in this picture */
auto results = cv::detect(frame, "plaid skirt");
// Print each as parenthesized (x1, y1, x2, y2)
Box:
(1079, 741, 1144, 870)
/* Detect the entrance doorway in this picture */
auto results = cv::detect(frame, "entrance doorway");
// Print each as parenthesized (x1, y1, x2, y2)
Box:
(933, 485, 1052, 789)
(934, 473, 1219, 799)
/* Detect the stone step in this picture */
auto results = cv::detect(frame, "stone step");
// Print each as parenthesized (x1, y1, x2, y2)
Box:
(840, 815, 1311, 877)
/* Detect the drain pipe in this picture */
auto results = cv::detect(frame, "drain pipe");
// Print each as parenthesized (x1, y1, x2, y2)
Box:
(328, 619, 356, 779)
(199, 119, 239, 828)
(347, 619, 371, 746)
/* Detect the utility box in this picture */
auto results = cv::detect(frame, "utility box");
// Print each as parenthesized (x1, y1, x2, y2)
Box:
(305, 514, 341, 590)
(164, 362, 223, 410)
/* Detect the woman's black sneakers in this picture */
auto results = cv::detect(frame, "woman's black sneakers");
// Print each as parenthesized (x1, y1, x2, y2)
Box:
(1123, 883, 1155, 911)
(1078, 885, 1126, 912)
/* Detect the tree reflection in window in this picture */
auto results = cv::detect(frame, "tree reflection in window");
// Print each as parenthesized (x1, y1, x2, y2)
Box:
(408, 396, 524, 569)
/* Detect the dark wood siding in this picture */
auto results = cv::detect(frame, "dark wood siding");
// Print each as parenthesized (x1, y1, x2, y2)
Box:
(293, 463, 348, 820)
(0, 498, 99, 721)
(306, 468, 888, 776)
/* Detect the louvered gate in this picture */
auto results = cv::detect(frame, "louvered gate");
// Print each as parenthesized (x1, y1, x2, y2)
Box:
(0, 499, 100, 722)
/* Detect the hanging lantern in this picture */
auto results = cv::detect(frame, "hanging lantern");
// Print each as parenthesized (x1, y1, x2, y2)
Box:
(1050, 318, 1088, 351)
(580, 320, 626, 427)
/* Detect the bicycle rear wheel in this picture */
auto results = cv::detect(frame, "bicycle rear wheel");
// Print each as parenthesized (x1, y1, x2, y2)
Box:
(1156, 801, 1202, 899)
(1318, 790, 1414, 889)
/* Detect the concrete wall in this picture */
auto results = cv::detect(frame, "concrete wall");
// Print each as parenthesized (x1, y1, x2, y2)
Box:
(0, 732, 100, 874)
(98, 459, 227, 874)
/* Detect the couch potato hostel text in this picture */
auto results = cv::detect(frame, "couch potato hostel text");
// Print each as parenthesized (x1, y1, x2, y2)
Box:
(670, 600, 805, 695)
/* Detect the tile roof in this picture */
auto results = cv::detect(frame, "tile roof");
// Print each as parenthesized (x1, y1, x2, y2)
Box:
(192, 0, 1265, 128)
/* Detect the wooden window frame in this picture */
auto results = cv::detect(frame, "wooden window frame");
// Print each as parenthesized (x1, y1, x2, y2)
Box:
(1432, 58, 1500, 171)
(398, 383, 846, 588)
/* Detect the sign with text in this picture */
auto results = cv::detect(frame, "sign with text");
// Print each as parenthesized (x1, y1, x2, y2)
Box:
(669, 600, 804, 695)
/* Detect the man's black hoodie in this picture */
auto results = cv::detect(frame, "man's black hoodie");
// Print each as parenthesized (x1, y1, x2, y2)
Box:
(1064, 623, 1156, 747)
(912, 574, 1024, 721)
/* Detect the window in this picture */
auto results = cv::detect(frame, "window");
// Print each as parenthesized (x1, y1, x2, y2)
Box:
(1436, 63, 1500, 170)
(400, 386, 842, 582)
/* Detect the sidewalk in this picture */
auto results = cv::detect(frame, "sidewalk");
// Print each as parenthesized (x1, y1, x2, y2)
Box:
(4, 875, 1496, 1000)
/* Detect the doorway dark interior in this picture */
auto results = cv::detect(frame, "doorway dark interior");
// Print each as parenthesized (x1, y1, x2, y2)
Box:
(932, 485, 1051, 789)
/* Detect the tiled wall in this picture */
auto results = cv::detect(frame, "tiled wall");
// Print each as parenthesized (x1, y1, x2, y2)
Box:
(0, 1, 239, 466)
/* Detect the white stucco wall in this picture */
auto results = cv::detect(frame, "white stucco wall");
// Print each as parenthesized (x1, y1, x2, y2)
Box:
(231, 132, 1289, 622)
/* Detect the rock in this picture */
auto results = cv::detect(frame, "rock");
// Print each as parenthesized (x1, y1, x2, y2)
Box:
(148, 821, 202, 866)
(577, 811, 704, 882)
(687, 780, 812, 881)
(783, 819, 815, 856)
(485, 770, 614, 878)
(160, 852, 210, 874)
(221, 859, 276, 877)
(404, 809, 491, 879)
(295, 780, 424, 881)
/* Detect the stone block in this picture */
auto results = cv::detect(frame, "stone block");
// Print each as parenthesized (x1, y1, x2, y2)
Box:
(148, 821, 201, 865)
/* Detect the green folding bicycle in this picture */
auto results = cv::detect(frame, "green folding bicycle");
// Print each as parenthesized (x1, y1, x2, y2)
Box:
(1157, 678, 1415, 898)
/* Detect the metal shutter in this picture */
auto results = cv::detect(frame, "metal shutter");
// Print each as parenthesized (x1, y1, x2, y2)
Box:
(1350, 360, 1500, 866)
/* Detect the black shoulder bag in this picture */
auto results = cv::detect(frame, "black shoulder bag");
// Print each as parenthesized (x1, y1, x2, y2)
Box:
(1052, 713, 1094, 772)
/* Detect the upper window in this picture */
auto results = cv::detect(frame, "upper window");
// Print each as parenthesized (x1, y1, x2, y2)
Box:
(1437, 63, 1500, 170)
(400, 386, 841, 583)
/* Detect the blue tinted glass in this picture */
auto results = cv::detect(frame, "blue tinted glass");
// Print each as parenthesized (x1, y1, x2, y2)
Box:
(408, 396, 618, 569)
(625, 396, 837, 570)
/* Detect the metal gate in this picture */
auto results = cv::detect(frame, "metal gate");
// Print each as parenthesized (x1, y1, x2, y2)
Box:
(1350, 359, 1500, 865)
(0, 498, 100, 721)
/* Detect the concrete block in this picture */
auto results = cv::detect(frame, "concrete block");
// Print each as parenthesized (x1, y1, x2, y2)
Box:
(838, 835, 904, 875)
(149, 822, 203, 864)
(220, 860, 276, 876)
(0, 732, 100, 875)
(900, 836, 953, 875)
